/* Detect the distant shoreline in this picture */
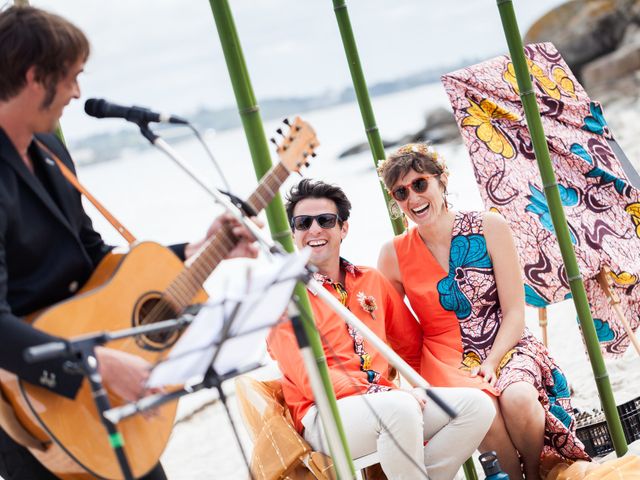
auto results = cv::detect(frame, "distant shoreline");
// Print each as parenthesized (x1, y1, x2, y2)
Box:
(70, 56, 486, 166)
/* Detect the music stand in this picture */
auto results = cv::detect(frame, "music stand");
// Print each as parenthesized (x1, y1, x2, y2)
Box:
(104, 251, 311, 478)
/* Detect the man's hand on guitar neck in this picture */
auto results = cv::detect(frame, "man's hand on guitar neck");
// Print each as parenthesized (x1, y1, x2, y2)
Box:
(184, 213, 263, 261)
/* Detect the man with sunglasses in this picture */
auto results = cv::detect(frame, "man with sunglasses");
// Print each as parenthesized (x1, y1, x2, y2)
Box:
(267, 179, 495, 479)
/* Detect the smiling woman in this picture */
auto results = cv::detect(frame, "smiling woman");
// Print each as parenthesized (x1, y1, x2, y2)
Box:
(377, 143, 590, 479)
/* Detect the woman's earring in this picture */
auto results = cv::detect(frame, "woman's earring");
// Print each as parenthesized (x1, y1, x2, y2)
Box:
(443, 192, 449, 211)
(389, 199, 403, 220)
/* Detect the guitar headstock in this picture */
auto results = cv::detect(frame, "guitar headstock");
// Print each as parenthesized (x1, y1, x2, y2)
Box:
(271, 117, 319, 173)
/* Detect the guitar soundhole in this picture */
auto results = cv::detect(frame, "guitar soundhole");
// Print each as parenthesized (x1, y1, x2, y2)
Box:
(133, 293, 180, 351)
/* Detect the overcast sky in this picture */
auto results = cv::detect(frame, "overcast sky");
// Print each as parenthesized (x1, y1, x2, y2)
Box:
(29, 0, 565, 138)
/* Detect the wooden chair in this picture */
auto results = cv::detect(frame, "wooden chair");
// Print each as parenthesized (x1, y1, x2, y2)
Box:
(234, 376, 386, 479)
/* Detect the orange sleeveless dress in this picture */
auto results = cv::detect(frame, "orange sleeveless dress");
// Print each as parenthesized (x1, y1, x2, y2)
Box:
(393, 218, 496, 394)
(394, 211, 589, 463)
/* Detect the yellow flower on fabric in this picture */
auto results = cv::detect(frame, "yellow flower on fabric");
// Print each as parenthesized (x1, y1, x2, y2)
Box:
(361, 352, 372, 371)
(626, 203, 640, 238)
(461, 97, 519, 159)
(552, 66, 577, 99)
(460, 349, 515, 378)
(497, 349, 516, 375)
(504, 60, 567, 100)
(610, 270, 638, 287)
(460, 351, 482, 371)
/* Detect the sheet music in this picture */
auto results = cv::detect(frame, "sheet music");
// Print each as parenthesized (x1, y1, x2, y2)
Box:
(147, 250, 310, 387)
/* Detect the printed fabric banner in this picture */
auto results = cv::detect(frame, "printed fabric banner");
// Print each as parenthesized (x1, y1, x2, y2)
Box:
(441, 42, 640, 357)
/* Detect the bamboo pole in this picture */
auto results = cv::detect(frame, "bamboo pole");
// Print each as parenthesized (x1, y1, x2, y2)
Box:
(331, 0, 405, 235)
(331, 2, 477, 478)
(462, 460, 479, 480)
(331, 2, 478, 477)
(496, 0, 628, 456)
(538, 308, 548, 348)
(207, 1, 356, 476)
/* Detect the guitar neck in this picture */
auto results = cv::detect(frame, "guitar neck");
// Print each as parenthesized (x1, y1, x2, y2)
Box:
(245, 162, 289, 213)
(164, 162, 291, 309)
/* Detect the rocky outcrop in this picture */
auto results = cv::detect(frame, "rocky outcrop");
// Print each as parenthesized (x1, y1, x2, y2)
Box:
(582, 20, 640, 99)
(526, 0, 640, 103)
(337, 107, 459, 159)
(524, 0, 637, 76)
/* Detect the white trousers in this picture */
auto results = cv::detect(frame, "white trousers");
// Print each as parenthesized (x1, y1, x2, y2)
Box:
(302, 387, 494, 480)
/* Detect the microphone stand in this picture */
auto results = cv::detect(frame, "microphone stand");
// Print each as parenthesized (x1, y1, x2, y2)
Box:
(134, 124, 458, 478)
(24, 315, 194, 480)
(137, 123, 269, 248)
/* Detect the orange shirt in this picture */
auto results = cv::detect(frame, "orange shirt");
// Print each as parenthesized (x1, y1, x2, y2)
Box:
(267, 261, 422, 433)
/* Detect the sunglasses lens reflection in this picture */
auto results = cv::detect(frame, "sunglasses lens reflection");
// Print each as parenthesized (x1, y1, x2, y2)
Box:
(392, 186, 409, 202)
(412, 178, 428, 193)
(292, 214, 338, 231)
(392, 177, 430, 201)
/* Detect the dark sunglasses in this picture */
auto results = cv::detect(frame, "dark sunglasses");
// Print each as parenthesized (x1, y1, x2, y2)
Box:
(391, 175, 438, 202)
(291, 213, 340, 231)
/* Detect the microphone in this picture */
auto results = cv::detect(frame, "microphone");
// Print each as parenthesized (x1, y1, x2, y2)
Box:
(84, 98, 188, 125)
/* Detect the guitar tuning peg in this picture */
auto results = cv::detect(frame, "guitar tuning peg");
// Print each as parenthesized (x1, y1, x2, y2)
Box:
(283, 118, 290, 126)
(270, 137, 277, 145)
(311, 152, 317, 158)
(305, 162, 310, 167)
(282, 145, 288, 151)
(295, 126, 301, 132)
(276, 128, 284, 136)
(309, 142, 316, 149)
(302, 152, 309, 158)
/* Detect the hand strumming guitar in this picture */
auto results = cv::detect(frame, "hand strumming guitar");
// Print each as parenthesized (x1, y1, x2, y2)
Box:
(184, 213, 263, 261)
(96, 347, 154, 402)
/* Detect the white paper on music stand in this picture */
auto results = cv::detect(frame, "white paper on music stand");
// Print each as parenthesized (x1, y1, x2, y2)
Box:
(147, 250, 310, 387)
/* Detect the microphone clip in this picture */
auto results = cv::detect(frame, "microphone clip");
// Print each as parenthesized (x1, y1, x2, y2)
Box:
(220, 191, 258, 217)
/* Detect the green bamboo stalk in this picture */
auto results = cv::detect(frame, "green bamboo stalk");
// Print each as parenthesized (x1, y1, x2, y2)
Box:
(332, 0, 405, 235)
(55, 125, 66, 145)
(331, 2, 478, 477)
(207, 1, 356, 476)
(462, 461, 479, 480)
(496, 0, 627, 456)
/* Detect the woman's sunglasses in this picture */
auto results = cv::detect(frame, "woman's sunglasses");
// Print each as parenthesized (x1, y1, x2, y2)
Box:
(291, 213, 340, 231)
(391, 175, 437, 202)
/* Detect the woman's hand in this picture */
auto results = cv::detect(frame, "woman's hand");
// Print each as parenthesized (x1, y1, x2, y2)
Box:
(470, 359, 499, 387)
(408, 387, 428, 411)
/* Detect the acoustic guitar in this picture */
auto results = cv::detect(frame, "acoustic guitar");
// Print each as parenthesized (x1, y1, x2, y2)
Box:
(0, 117, 318, 479)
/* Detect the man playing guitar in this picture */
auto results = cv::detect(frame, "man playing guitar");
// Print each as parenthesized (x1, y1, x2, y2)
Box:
(0, 6, 258, 479)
